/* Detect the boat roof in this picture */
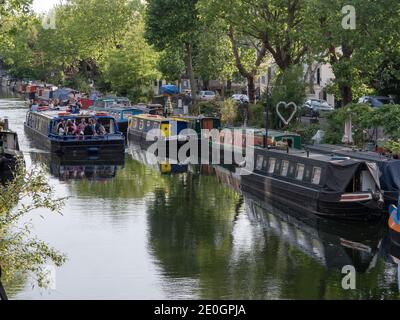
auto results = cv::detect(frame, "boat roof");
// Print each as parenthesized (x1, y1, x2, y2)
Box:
(306, 144, 392, 163)
(30, 110, 115, 120)
(134, 114, 187, 122)
(224, 127, 300, 137)
(256, 146, 360, 164)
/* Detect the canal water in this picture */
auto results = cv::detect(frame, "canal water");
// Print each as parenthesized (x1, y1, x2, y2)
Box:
(1, 89, 400, 300)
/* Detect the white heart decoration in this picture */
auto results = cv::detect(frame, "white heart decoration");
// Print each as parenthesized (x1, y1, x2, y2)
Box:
(276, 101, 298, 126)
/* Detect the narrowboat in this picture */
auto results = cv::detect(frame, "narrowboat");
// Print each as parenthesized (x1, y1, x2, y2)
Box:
(24, 110, 125, 156)
(0, 118, 22, 183)
(127, 114, 189, 152)
(91, 100, 164, 135)
(240, 147, 384, 220)
(244, 192, 384, 272)
(106, 106, 151, 136)
(211, 128, 302, 165)
(307, 144, 400, 205)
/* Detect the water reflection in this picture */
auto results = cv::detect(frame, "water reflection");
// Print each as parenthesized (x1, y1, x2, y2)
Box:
(30, 152, 125, 181)
(2, 89, 400, 299)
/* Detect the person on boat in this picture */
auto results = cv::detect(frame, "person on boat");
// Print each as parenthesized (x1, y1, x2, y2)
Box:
(65, 120, 75, 135)
(83, 119, 95, 136)
(57, 120, 66, 136)
(97, 122, 107, 135)
(77, 118, 86, 135)
(31, 101, 39, 112)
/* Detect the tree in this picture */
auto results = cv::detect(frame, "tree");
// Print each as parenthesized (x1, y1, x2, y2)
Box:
(145, 0, 200, 102)
(199, 0, 309, 103)
(100, 19, 160, 101)
(306, 0, 400, 106)
(0, 161, 66, 290)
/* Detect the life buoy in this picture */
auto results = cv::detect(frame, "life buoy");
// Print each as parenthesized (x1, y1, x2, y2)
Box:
(38, 106, 49, 111)
(96, 112, 109, 116)
(58, 112, 71, 117)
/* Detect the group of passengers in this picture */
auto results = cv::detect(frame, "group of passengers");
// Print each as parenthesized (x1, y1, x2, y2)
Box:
(57, 118, 107, 137)
(30, 99, 82, 112)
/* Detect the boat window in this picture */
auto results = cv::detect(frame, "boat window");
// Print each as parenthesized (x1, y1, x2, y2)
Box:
(256, 155, 264, 170)
(281, 160, 289, 176)
(295, 164, 305, 180)
(311, 167, 322, 185)
(268, 158, 276, 174)
(132, 118, 137, 128)
(139, 120, 144, 130)
(147, 121, 152, 128)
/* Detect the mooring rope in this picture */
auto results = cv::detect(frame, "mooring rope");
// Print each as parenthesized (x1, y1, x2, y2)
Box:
(0, 265, 8, 300)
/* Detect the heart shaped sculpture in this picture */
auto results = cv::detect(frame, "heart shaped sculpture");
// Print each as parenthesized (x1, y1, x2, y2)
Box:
(276, 101, 298, 126)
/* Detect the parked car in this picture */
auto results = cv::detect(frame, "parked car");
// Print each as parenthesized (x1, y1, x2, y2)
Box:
(231, 94, 250, 104)
(198, 91, 217, 101)
(358, 96, 395, 108)
(302, 99, 334, 117)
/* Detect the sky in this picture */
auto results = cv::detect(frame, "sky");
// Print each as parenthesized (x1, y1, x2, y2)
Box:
(32, 0, 60, 13)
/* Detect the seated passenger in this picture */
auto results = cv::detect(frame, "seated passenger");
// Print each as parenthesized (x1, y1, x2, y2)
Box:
(83, 120, 95, 136)
(97, 123, 107, 135)
(57, 120, 66, 136)
(77, 118, 86, 135)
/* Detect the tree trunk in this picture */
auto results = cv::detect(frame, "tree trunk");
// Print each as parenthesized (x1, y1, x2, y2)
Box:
(247, 75, 256, 104)
(226, 79, 232, 97)
(186, 43, 197, 104)
(340, 85, 353, 107)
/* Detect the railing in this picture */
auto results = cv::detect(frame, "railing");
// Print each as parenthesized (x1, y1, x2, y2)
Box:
(0, 265, 8, 300)
(48, 133, 124, 142)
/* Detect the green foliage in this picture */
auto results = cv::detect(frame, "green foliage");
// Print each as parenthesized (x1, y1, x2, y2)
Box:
(0, 160, 66, 289)
(324, 103, 372, 145)
(220, 99, 238, 126)
(158, 50, 186, 82)
(248, 103, 265, 128)
(384, 140, 400, 155)
(100, 19, 160, 101)
(271, 65, 307, 107)
(191, 100, 222, 117)
(366, 105, 400, 140)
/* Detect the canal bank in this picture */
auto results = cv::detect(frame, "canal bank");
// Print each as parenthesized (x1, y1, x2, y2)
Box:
(1, 89, 400, 299)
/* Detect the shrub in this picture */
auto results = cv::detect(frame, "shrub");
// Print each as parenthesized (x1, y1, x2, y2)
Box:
(220, 99, 238, 126)
(324, 103, 372, 145)
(191, 100, 223, 117)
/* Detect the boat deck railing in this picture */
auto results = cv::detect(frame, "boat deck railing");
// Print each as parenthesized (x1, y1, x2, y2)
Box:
(49, 133, 124, 142)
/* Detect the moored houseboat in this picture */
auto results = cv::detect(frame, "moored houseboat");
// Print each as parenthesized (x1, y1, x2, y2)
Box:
(240, 147, 384, 220)
(307, 144, 400, 205)
(0, 118, 22, 183)
(211, 128, 302, 165)
(127, 114, 189, 152)
(24, 110, 125, 156)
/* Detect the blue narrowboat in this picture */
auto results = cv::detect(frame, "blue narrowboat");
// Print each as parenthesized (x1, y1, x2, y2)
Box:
(24, 110, 125, 156)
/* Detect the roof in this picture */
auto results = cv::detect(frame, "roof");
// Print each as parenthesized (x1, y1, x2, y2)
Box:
(306, 144, 391, 162)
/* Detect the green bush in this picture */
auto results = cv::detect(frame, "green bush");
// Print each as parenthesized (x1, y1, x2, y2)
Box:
(248, 103, 265, 128)
(220, 99, 238, 126)
(191, 100, 223, 117)
(324, 103, 372, 145)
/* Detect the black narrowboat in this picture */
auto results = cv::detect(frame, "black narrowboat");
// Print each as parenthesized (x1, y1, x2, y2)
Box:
(241, 147, 385, 220)
(306, 144, 400, 205)
(0, 119, 22, 183)
(24, 110, 125, 156)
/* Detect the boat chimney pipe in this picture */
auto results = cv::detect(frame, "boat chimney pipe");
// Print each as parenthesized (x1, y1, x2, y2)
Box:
(3, 118, 8, 131)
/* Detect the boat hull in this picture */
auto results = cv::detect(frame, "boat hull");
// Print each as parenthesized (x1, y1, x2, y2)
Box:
(241, 171, 382, 220)
(24, 124, 125, 156)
